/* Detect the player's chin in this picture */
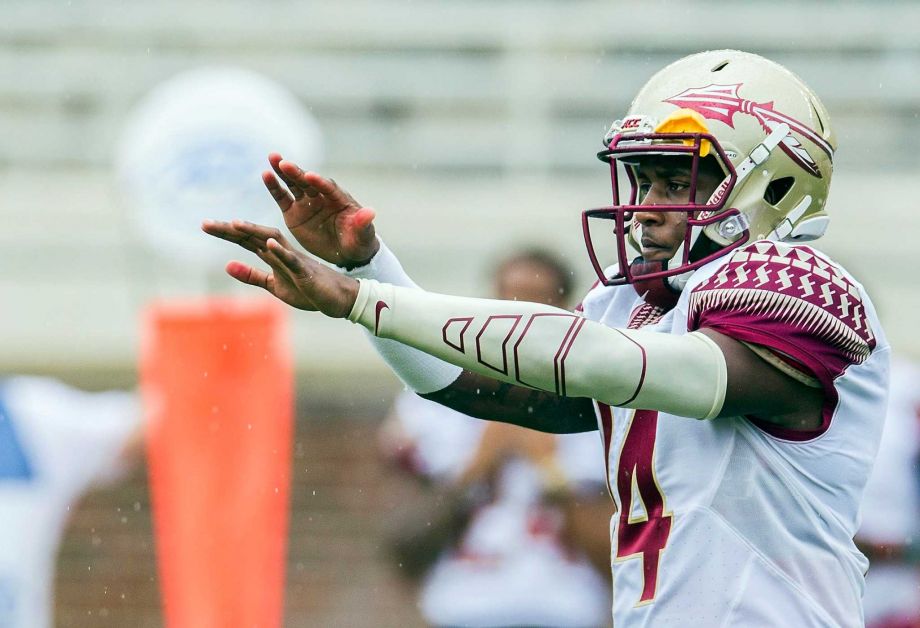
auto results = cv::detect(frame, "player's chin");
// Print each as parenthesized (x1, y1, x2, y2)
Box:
(640, 247, 676, 263)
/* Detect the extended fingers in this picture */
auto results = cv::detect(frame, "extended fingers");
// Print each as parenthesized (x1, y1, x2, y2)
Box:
(273, 153, 328, 201)
(201, 220, 255, 246)
(277, 160, 357, 205)
(201, 220, 265, 253)
(269, 155, 362, 212)
(292, 168, 360, 209)
(228, 220, 295, 250)
(225, 261, 271, 290)
(262, 171, 295, 211)
(226, 248, 300, 291)
(268, 153, 305, 200)
(266, 237, 310, 275)
(201, 219, 236, 240)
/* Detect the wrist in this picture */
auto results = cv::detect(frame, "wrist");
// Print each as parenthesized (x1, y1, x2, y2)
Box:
(340, 239, 420, 287)
(339, 277, 361, 319)
(337, 240, 381, 271)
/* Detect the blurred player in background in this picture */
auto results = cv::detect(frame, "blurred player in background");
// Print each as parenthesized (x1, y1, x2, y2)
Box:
(379, 250, 612, 627)
(0, 377, 142, 628)
(205, 50, 889, 625)
(856, 357, 920, 628)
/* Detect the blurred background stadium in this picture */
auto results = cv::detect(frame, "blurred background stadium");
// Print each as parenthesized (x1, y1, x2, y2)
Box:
(1, 1, 918, 626)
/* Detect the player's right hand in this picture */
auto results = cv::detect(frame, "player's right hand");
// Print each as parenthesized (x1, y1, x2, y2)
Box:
(201, 219, 360, 318)
(262, 153, 380, 269)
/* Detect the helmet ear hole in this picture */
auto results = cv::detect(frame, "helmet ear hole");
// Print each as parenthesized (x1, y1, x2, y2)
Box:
(764, 176, 795, 205)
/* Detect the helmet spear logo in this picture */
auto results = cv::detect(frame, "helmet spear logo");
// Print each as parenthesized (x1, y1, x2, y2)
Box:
(664, 83, 831, 178)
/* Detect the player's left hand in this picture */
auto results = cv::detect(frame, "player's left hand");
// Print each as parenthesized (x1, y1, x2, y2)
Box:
(262, 154, 379, 269)
(201, 219, 359, 318)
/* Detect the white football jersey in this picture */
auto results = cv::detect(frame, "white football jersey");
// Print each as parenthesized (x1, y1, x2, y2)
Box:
(579, 241, 890, 627)
(0, 377, 140, 628)
(391, 391, 612, 627)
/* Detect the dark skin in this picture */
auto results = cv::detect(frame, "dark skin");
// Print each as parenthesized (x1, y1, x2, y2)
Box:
(202, 154, 823, 433)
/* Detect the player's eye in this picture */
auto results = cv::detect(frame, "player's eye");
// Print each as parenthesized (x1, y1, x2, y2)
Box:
(667, 181, 689, 194)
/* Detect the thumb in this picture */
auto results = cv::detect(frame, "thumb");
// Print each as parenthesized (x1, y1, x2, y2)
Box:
(350, 207, 377, 245)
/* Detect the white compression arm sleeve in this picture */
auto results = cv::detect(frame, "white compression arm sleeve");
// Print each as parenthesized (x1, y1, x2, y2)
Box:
(342, 240, 463, 393)
(348, 279, 727, 419)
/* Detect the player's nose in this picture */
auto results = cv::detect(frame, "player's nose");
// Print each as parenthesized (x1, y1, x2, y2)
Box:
(634, 207, 666, 226)
(635, 183, 669, 225)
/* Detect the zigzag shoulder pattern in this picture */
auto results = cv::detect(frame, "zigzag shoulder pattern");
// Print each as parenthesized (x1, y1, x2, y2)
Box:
(689, 241, 875, 364)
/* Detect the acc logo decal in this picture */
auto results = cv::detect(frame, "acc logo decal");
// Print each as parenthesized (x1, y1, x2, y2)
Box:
(621, 117, 643, 130)
(664, 83, 832, 178)
(604, 115, 656, 145)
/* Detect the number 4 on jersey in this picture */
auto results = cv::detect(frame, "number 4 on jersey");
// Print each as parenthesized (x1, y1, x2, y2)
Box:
(603, 406, 672, 605)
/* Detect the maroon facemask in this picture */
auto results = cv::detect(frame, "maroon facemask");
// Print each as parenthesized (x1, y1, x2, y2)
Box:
(582, 130, 750, 287)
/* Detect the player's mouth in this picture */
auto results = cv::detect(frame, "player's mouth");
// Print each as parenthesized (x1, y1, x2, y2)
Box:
(641, 237, 671, 252)
(640, 236, 678, 262)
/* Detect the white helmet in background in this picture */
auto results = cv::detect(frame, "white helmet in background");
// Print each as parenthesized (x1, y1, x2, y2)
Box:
(116, 67, 323, 265)
(583, 49, 836, 287)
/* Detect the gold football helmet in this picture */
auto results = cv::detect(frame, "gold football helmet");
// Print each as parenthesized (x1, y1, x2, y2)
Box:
(583, 50, 836, 286)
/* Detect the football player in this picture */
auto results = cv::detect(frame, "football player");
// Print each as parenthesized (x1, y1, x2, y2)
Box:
(0, 378, 142, 628)
(204, 50, 889, 626)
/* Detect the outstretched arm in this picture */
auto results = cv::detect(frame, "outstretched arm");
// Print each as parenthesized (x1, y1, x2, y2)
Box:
(200, 227, 723, 416)
(201, 219, 595, 432)
(348, 278, 727, 419)
(204, 181, 823, 428)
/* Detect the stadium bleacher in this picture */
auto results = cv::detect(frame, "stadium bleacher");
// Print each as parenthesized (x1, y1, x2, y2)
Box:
(0, 0, 917, 390)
